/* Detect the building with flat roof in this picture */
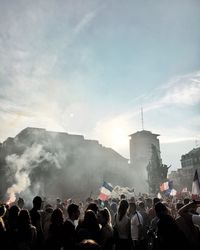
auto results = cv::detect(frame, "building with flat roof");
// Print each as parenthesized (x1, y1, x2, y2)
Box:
(129, 130, 162, 193)
(0, 127, 131, 201)
(129, 130, 161, 166)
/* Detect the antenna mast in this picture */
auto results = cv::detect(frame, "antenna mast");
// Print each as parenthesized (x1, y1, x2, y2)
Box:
(141, 107, 144, 130)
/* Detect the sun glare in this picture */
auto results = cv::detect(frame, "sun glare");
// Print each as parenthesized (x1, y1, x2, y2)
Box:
(110, 127, 128, 150)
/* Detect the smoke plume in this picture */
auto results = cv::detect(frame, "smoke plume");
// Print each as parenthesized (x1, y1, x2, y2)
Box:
(6, 143, 61, 203)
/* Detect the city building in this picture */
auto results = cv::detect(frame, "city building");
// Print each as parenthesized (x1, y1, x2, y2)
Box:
(0, 127, 131, 201)
(129, 130, 164, 193)
(168, 147, 200, 192)
(129, 130, 161, 166)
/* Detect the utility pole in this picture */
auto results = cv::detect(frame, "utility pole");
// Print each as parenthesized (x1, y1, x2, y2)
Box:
(141, 107, 144, 130)
(195, 140, 199, 148)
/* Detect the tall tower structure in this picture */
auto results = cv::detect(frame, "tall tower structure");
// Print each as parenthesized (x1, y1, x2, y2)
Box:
(129, 130, 161, 192)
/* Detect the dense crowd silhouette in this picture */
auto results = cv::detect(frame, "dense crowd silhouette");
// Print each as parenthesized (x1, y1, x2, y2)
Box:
(0, 194, 200, 250)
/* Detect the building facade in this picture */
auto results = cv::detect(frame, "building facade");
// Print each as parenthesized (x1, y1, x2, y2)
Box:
(0, 127, 132, 201)
(168, 147, 200, 192)
(129, 130, 163, 193)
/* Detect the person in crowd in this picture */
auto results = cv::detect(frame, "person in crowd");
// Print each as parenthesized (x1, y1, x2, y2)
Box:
(138, 201, 150, 249)
(77, 209, 100, 244)
(56, 198, 64, 212)
(17, 198, 25, 210)
(42, 204, 54, 241)
(78, 202, 85, 221)
(45, 208, 64, 250)
(174, 202, 184, 219)
(97, 208, 113, 250)
(177, 200, 200, 249)
(109, 200, 118, 225)
(148, 198, 160, 222)
(155, 202, 189, 250)
(127, 202, 136, 218)
(145, 198, 153, 212)
(113, 199, 131, 250)
(129, 197, 135, 204)
(17, 209, 37, 250)
(77, 202, 99, 230)
(29, 196, 44, 249)
(130, 202, 144, 250)
(6, 205, 20, 250)
(63, 203, 80, 250)
(6, 205, 20, 231)
(178, 199, 200, 226)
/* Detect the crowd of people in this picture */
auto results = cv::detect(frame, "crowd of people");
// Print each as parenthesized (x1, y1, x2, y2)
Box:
(0, 193, 200, 250)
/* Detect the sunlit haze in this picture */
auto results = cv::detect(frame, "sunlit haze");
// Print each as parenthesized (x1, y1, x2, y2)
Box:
(0, 0, 200, 172)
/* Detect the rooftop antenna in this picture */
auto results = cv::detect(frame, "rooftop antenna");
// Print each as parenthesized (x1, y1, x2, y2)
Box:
(195, 140, 199, 148)
(141, 107, 144, 130)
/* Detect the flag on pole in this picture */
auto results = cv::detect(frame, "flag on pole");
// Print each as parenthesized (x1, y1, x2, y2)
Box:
(192, 170, 200, 200)
(160, 182, 169, 192)
(98, 181, 113, 201)
(160, 180, 173, 192)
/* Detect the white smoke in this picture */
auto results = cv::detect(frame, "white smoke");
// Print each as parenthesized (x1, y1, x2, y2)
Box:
(6, 143, 61, 203)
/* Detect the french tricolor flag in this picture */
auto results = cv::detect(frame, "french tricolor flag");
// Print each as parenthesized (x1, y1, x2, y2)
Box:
(192, 170, 200, 200)
(98, 181, 113, 201)
(160, 181, 173, 192)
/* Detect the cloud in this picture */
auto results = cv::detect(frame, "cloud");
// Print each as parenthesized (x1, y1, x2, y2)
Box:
(92, 71, 200, 156)
(161, 72, 200, 106)
(74, 10, 96, 34)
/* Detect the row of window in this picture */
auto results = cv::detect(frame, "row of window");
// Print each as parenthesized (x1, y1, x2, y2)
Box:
(182, 156, 200, 167)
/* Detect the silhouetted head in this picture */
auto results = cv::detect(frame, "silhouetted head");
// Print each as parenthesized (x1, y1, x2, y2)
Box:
(9, 205, 20, 219)
(138, 201, 145, 210)
(153, 197, 160, 206)
(120, 194, 126, 200)
(67, 203, 80, 220)
(17, 197, 25, 209)
(118, 199, 129, 221)
(146, 198, 153, 208)
(56, 197, 61, 204)
(32, 196, 42, 210)
(110, 202, 117, 214)
(51, 208, 64, 225)
(98, 208, 111, 226)
(129, 196, 135, 203)
(184, 198, 190, 205)
(83, 210, 99, 229)
(128, 202, 137, 216)
(45, 204, 53, 213)
(76, 239, 102, 250)
(86, 202, 99, 214)
(155, 202, 168, 218)
(18, 209, 31, 227)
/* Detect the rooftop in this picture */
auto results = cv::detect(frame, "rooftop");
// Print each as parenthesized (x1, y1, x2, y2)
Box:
(129, 130, 160, 137)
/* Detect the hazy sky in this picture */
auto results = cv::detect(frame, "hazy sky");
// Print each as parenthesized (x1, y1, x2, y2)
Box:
(0, 0, 200, 172)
